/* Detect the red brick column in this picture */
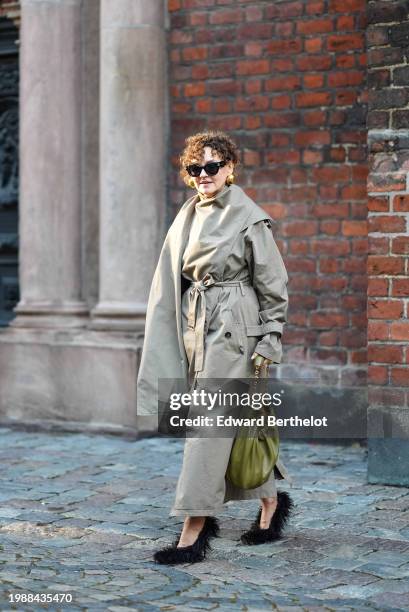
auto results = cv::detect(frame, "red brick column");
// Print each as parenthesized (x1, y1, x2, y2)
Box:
(367, 0, 409, 484)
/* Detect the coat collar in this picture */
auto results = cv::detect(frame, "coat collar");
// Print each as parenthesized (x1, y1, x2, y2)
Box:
(193, 183, 231, 208)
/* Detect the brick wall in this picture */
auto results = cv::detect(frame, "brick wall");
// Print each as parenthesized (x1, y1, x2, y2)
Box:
(367, 0, 409, 410)
(0, 1, 20, 26)
(168, 0, 368, 384)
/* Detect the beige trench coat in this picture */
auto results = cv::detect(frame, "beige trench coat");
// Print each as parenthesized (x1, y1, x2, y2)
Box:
(137, 184, 292, 514)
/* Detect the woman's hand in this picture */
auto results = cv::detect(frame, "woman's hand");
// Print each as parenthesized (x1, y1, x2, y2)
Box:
(251, 352, 272, 376)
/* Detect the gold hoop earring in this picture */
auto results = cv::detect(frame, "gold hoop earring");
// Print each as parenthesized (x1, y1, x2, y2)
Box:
(188, 177, 196, 189)
(226, 174, 235, 186)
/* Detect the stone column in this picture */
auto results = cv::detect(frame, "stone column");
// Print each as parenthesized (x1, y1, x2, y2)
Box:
(90, 0, 167, 331)
(12, 0, 88, 328)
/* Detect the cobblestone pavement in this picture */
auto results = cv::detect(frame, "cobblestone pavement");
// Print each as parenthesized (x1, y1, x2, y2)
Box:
(0, 428, 409, 611)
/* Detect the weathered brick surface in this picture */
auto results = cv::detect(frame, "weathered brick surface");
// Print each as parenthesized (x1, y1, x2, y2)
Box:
(367, 0, 409, 405)
(168, 0, 368, 379)
(0, 0, 20, 25)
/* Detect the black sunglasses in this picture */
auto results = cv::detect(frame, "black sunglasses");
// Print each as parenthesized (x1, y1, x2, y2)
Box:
(186, 160, 226, 177)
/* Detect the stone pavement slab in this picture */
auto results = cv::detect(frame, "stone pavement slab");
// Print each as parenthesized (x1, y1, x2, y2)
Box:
(0, 428, 408, 610)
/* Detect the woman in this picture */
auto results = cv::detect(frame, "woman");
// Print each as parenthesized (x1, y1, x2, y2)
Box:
(137, 130, 293, 564)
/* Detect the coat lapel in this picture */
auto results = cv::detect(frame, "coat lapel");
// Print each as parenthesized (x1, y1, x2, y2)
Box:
(167, 195, 197, 363)
(136, 195, 196, 416)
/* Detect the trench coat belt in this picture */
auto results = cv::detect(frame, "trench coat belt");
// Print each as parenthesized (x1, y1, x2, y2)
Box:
(187, 273, 251, 373)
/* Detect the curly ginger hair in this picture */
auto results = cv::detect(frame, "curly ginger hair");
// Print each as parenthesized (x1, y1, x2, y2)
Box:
(179, 130, 240, 187)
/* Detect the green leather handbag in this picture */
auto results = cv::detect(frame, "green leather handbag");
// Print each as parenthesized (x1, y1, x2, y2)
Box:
(226, 367, 280, 490)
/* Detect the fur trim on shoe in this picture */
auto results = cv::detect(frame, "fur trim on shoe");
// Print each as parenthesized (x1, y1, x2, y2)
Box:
(154, 516, 220, 565)
(240, 490, 294, 545)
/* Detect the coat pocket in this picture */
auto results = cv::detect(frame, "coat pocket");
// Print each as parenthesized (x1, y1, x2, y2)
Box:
(223, 307, 246, 355)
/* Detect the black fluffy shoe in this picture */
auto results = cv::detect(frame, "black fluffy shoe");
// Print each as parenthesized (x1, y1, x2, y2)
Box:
(153, 516, 220, 565)
(240, 490, 294, 545)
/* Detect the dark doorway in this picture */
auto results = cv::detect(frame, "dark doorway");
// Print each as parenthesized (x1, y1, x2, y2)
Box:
(0, 17, 19, 326)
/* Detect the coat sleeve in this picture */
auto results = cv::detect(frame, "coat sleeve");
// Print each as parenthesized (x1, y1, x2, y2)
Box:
(245, 219, 289, 363)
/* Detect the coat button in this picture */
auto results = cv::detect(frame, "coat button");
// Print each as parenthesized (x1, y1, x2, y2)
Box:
(225, 332, 231, 338)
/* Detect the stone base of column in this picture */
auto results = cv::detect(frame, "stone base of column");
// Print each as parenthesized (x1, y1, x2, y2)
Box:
(0, 327, 144, 429)
(266, 372, 367, 442)
(368, 437, 409, 487)
(89, 302, 147, 332)
(367, 404, 409, 486)
(12, 301, 89, 329)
